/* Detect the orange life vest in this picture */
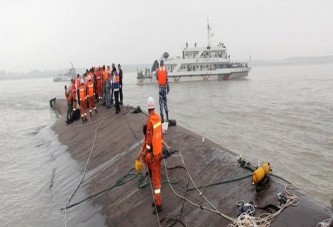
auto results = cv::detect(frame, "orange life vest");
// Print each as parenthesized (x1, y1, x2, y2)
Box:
(88, 72, 94, 82)
(75, 78, 80, 89)
(157, 66, 167, 86)
(149, 113, 162, 156)
(87, 81, 94, 97)
(114, 73, 119, 83)
(71, 84, 76, 99)
(96, 71, 102, 81)
(65, 91, 71, 103)
(79, 85, 86, 101)
(102, 70, 108, 82)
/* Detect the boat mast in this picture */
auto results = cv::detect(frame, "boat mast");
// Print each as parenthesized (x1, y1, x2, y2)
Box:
(207, 20, 213, 49)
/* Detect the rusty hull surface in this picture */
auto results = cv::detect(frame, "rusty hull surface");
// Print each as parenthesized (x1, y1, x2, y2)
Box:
(52, 99, 330, 227)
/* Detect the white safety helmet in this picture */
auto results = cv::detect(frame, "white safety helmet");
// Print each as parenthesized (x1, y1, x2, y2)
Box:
(80, 79, 84, 84)
(147, 97, 155, 110)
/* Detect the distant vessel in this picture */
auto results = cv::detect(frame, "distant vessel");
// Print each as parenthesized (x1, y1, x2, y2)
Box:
(137, 23, 251, 84)
(53, 63, 76, 82)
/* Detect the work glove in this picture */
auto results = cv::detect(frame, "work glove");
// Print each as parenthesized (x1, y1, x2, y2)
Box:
(167, 84, 170, 94)
(134, 159, 143, 172)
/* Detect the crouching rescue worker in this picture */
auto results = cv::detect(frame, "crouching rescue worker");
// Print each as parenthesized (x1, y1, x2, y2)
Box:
(138, 97, 163, 214)
(67, 102, 81, 124)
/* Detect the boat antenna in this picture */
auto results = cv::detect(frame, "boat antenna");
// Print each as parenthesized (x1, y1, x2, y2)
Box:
(249, 54, 252, 66)
(207, 19, 214, 49)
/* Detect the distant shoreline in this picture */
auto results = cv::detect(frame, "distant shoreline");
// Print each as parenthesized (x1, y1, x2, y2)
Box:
(1, 56, 333, 79)
(252, 55, 333, 67)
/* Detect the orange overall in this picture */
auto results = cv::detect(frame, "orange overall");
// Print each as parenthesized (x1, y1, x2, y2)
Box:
(79, 84, 87, 117)
(142, 111, 163, 207)
(96, 70, 102, 99)
(87, 80, 95, 112)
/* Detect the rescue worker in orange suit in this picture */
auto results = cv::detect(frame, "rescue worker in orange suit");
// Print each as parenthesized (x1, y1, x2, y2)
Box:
(75, 74, 80, 105)
(156, 60, 170, 123)
(96, 67, 103, 101)
(87, 74, 97, 117)
(140, 97, 163, 214)
(79, 79, 88, 122)
(102, 65, 110, 107)
(92, 67, 98, 102)
(64, 85, 72, 123)
(70, 79, 77, 111)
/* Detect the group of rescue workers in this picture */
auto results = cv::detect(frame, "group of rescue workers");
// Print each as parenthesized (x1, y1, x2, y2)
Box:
(64, 60, 170, 214)
(64, 63, 123, 123)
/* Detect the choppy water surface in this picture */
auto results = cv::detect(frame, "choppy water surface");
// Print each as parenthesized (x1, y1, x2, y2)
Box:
(0, 78, 105, 226)
(0, 63, 332, 226)
(125, 64, 333, 208)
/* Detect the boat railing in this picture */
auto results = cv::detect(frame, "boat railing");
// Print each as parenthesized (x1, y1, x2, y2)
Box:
(137, 68, 153, 78)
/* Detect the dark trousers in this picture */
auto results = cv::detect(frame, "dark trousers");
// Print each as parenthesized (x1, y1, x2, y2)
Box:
(111, 88, 114, 105)
(119, 85, 123, 103)
(114, 91, 120, 113)
(76, 89, 80, 105)
(159, 86, 168, 121)
(67, 102, 72, 121)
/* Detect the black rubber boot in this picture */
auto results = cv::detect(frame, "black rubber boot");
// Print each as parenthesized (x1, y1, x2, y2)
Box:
(145, 170, 152, 177)
(152, 205, 162, 214)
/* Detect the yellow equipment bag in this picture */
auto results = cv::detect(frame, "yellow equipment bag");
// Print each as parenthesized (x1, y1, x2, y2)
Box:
(252, 162, 270, 185)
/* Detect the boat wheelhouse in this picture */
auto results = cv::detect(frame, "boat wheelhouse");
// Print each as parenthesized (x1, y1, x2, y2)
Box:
(137, 23, 251, 84)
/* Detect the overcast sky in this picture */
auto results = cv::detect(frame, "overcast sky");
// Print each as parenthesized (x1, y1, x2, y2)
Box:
(1, 0, 332, 72)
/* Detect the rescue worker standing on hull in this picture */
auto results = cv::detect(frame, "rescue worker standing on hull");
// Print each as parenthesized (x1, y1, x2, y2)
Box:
(113, 70, 121, 114)
(64, 85, 72, 123)
(141, 97, 163, 214)
(96, 67, 103, 101)
(87, 74, 97, 117)
(118, 64, 123, 105)
(105, 65, 112, 108)
(79, 79, 88, 122)
(156, 60, 169, 123)
(70, 79, 77, 112)
(75, 74, 80, 105)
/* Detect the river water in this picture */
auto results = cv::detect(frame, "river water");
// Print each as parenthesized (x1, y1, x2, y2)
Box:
(0, 63, 332, 226)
